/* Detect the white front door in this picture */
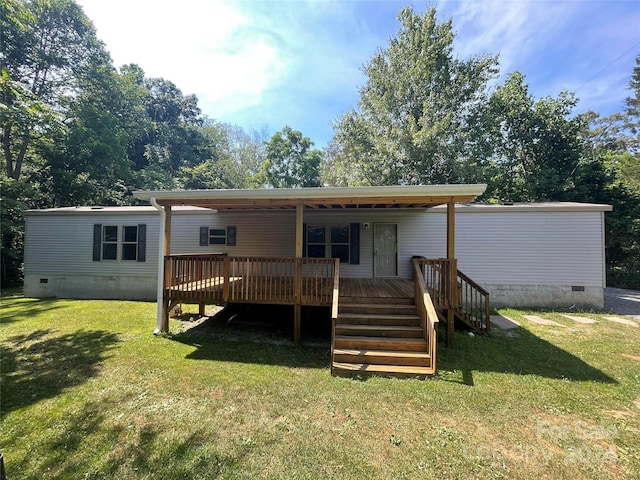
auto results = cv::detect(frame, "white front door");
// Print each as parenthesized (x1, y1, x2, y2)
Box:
(374, 224, 398, 277)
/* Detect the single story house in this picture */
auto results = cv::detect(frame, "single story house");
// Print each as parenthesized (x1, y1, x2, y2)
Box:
(23, 185, 612, 377)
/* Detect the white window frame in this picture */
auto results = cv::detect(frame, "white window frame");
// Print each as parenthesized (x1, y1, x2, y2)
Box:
(121, 225, 140, 261)
(101, 225, 119, 261)
(306, 224, 350, 262)
(100, 225, 142, 261)
(330, 225, 350, 263)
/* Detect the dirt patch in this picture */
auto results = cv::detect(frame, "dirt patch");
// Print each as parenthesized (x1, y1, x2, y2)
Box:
(604, 408, 637, 419)
(622, 353, 640, 361)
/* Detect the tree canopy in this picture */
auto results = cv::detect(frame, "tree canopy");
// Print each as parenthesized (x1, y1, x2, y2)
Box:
(329, 6, 498, 186)
(259, 126, 322, 188)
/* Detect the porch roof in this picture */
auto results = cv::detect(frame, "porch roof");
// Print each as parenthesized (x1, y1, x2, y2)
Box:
(133, 184, 487, 210)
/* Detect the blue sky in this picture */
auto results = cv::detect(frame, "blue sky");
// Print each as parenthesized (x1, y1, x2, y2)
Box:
(76, 0, 640, 148)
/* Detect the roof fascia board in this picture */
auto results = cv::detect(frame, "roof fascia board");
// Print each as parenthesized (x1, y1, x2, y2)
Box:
(132, 185, 487, 208)
(430, 203, 613, 213)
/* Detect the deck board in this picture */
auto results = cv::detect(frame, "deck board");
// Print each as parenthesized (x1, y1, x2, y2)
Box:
(339, 278, 414, 299)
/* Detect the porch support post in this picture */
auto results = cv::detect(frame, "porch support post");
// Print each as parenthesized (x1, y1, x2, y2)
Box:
(294, 204, 303, 344)
(446, 201, 455, 348)
(150, 198, 170, 334)
(295, 203, 303, 257)
(446, 201, 455, 260)
(161, 205, 172, 333)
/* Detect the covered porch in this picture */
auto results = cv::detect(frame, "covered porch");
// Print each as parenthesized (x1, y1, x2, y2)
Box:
(134, 185, 488, 376)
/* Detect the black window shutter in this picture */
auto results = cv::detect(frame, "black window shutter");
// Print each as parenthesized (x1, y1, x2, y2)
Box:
(137, 224, 146, 262)
(199, 226, 208, 246)
(302, 223, 307, 256)
(350, 223, 360, 265)
(227, 226, 237, 246)
(93, 224, 102, 261)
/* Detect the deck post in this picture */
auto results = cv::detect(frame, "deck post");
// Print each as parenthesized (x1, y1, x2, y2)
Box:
(446, 202, 455, 348)
(161, 205, 172, 333)
(294, 204, 304, 344)
(222, 255, 230, 302)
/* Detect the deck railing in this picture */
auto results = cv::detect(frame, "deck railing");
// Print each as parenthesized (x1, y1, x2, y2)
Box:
(413, 259, 438, 373)
(457, 270, 491, 333)
(330, 259, 340, 375)
(418, 258, 458, 310)
(164, 254, 336, 306)
(416, 257, 490, 334)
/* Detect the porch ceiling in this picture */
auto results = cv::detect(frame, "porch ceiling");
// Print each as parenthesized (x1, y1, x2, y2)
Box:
(133, 184, 487, 210)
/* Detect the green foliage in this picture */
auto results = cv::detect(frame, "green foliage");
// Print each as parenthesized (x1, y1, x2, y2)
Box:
(0, 178, 34, 285)
(1, 0, 106, 180)
(328, 6, 498, 186)
(577, 153, 640, 290)
(575, 56, 640, 289)
(259, 126, 321, 188)
(483, 72, 587, 202)
(1, 1, 637, 289)
(624, 55, 640, 148)
(327, 8, 638, 289)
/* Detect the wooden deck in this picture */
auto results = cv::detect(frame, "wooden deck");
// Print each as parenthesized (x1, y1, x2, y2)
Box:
(160, 256, 488, 378)
(169, 277, 414, 304)
(339, 278, 414, 300)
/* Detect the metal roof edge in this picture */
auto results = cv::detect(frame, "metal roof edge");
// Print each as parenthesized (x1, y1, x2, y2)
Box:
(430, 202, 613, 213)
(132, 184, 488, 202)
(22, 206, 214, 216)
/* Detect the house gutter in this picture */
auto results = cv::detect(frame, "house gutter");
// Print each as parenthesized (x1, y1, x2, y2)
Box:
(150, 197, 165, 334)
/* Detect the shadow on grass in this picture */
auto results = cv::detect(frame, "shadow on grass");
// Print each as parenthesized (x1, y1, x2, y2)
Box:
(3, 397, 249, 479)
(0, 329, 121, 413)
(169, 305, 330, 369)
(437, 326, 617, 386)
(0, 295, 65, 324)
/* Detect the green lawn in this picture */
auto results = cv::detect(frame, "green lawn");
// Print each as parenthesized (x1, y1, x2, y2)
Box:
(1, 291, 639, 479)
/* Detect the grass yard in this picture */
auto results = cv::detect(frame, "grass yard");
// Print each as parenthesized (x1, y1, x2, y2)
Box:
(1, 290, 639, 479)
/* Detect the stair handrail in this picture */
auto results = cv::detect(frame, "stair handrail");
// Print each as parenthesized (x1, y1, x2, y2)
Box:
(413, 259, 438, 373)
(416, 257, 457, 310)
(330, 258, 340, 375)
(456, 269, 491, 333)
(417, 258, 490, 334)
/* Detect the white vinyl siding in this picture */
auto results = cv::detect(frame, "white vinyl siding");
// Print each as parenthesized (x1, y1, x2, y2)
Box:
(23, 204, 609, 301)
(171, 211, 295, 257)
(24, 214, 159, 277)
(454, 211, 605, 287)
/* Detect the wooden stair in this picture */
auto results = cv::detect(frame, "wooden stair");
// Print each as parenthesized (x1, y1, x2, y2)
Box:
(332, 298, 433, 378)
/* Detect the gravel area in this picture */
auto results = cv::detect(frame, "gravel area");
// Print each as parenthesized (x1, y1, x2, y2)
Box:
(604, 287, 640, 317)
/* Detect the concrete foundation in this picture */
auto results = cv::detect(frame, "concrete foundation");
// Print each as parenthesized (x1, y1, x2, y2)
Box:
(24, 274, 156, 301)
(486, 284, 605, 309)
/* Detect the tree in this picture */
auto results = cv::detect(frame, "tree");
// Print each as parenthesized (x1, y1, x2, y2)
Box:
(179, 121, 268, 189)
(1, 0, 108, 181)
(122, 74, 207, 190)
(259, 126, 321, 188)
(328, 6, 498, 186)
(624, 54, 640, 149)
(578, 56, 640, 289)
(0, 176, 36, 285)
(483, 71, 588, 202)
(43, 54, 131, 206)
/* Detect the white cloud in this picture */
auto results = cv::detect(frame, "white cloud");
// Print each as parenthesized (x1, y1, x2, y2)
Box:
(436, 0, 640, 115)
(76, 0, 639, 145)
(78, 0, 287, 115)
